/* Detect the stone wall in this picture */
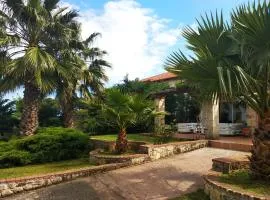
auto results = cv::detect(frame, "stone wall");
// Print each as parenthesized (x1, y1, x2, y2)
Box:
(204, 174, 267, 200)
(89, 149, 150, 165)
(0, 163, 131, 198)
(140, 140, 208, 160)
(90, 139, 146, 152)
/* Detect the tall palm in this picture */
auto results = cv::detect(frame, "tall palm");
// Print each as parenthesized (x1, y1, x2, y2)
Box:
(231, 1, 270, 180)
(166, 1, 270, 180)
(0, 0, 78, 135)
(56, 32, 111, 128)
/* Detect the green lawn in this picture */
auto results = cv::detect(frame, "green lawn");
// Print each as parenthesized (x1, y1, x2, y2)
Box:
(91, 134, 183, 144)
(220, 170, 270, 197)
(170, 189, 210, 200)
(0, 158, 94, 179)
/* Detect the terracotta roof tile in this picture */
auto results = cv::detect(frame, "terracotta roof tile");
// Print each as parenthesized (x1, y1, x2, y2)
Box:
(141, 72, 177, 82)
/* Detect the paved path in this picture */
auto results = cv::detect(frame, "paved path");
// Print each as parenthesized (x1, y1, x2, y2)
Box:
(4, 148, 249, 200)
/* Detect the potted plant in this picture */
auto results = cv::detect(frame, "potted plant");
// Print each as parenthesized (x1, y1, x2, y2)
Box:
(242, 123, 251, 137)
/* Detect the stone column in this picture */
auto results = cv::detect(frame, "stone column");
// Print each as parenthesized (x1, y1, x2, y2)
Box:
(154, 96, 165, 127)
(246, 106, 259, 133)
(200, 100, 219, 139)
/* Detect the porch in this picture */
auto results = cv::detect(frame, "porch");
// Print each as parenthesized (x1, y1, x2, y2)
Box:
(154, 93, 259, 139)
(174, 133, 252, 152)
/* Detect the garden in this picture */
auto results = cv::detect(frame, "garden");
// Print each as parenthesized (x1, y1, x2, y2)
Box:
(0, 0, 270, 199)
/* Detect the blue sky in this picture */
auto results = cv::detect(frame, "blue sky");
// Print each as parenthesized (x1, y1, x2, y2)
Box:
(6, 0, 250, 99)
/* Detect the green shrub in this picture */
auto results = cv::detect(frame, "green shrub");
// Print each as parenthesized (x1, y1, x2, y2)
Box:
(17, 127, 89, 163)
(0, 150, 32, 168)
(0, 127, 89, 168)
(154, 124, 177, 144)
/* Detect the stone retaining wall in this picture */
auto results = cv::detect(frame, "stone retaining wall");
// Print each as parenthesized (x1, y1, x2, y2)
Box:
(204, 174, 268, 200)
(0, 163, 131, 198)
(90, 139, 146, 152)
(89, 149, 150, 165)
(139, 140, 208, 160)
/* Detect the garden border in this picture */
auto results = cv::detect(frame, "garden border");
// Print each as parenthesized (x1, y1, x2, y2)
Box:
(0, 162, 131, 198)
(0, 139, 209, 198)
(204, 173, 268, 200)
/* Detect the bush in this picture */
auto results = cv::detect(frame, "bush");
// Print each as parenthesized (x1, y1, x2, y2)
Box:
(0, 127, 89, 168)
(154, 124, 177, 144)
(0, 150, 32, 168)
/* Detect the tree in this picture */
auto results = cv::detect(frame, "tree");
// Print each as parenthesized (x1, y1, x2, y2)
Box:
(39, 98, 62, 127)
(101, 89, 157, 153)
(114, 74, 169, 96)
(166, 1, 270, 180)
(56, 32, 111, 128)
(0, 0, 79, 135)
(0, 96, 18, 134)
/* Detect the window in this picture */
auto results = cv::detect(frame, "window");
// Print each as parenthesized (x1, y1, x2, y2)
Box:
(219, 102, 246, 123)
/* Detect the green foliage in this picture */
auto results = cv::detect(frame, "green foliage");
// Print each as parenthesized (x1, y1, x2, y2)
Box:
(0, 127, 89, 168)
(153, 124, 177, 144)
(0, 158, 94, 179)
(165, 1, 270, 118)
(100, 89, 157, 133)
(13, 98, 62, 127)
(39, 98, 62, 127)
(165, 93, 200, 124)
(75, 90, 157, 134)
(0, 150, 32, 168)
(0, 96, 19, 138)
(0, 0, 81, 94)
(113, 75, 170, 96)
(220, 170, 270, 196)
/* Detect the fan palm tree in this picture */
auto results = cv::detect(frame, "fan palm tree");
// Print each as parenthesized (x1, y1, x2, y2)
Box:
(166, 1, 270, 180)
(56, 32, 111, 128)
(101, 89, 157, 153)
(0, 0, 79, 135)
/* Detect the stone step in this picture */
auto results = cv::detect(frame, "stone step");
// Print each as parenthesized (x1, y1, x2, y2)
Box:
(209, 140, 252, 152)
(212, 156, 250, 173)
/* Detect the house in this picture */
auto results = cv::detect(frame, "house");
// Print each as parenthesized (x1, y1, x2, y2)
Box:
(142, 72, 259, 139)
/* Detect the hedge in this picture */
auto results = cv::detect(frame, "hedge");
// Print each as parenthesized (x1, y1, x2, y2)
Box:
(0, 127, 89, 168)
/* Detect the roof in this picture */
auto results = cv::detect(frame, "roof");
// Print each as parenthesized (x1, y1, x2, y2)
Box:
(141, 72, 177, 82)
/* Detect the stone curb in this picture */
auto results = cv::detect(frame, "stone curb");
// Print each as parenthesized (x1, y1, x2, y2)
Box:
(204, 173, 269, 200)
(0, 162, 131, 198)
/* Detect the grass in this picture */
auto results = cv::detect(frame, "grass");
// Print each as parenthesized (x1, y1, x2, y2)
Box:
(0, 158, 94, 179)
(91, 133, 184, 144)
(170, 189, 210, 200)
(219, 170, 270, 196)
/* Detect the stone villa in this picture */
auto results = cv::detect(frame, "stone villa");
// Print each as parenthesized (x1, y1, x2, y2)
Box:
(142, 72, 259, 139)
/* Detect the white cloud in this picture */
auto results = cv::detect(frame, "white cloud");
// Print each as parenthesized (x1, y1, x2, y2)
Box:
(76, 0, 180, 84)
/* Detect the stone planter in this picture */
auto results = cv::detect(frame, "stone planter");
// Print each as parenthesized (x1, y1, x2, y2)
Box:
(89, 149, 150, 165)
(139, 140, 208, 160)
(204, 173, 268, 200)
(90, 139, 146, 152)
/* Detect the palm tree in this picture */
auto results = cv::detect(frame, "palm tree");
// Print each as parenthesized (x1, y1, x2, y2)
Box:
(0, 0, 79, 135)
(56, 32, 111, 128)
(101, 89, 156, 153)
(166, 2, 270, 180)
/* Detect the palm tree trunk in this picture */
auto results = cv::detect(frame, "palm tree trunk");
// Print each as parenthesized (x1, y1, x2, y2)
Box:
(20, 82, 40, 136)
(63, 100, 74, 128)
(250, 111, 270, 181)
(115, 128, 128, 154)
